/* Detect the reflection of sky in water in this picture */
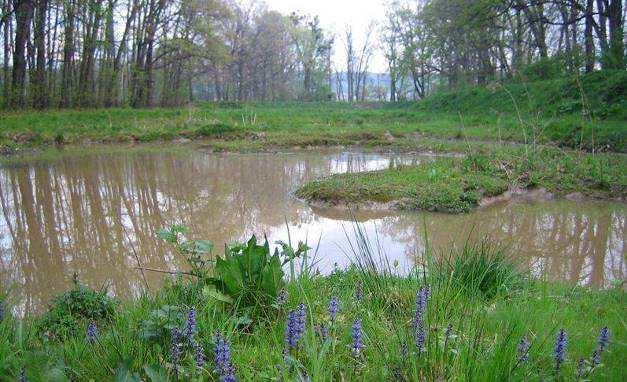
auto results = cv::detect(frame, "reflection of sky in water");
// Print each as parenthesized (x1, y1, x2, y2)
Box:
(268, 216, 417, 276)
(0, 149, 625, 316)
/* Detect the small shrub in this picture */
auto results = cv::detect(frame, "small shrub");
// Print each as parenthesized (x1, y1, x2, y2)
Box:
(195, 122, 234, 138)
(39, 278, 117, 339)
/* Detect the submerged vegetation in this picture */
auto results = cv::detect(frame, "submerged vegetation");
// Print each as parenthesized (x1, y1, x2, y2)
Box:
(0, 227, 624, 381)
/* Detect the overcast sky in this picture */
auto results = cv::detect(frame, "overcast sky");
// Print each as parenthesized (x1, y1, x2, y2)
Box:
(264, 0, 388, 72)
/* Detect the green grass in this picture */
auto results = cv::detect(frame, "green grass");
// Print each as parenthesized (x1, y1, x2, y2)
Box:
(0, 233, 624, 381)
(295, 147, 627, 213)
(1, 70, 625, 153)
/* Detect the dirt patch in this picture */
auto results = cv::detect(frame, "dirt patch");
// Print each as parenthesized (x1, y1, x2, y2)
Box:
(479, 187, 554, 208)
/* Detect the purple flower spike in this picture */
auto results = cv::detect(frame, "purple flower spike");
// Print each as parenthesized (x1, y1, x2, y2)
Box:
(284, 304, 307, 349)
(277, 288, 288, 307)
(86, 321, 99, 344)
(355, 282, 364, 302)
(171, 328, 182, 377)
(184, 307, 197, 340)
(351, 319, 364, 356)
(554, 329, 568, 373)
(328, 297, 339, 323)
(517, 336, 531, 363)
(195, 343, 205, 368)
(598, 326, 610, 352)
(214, 333, 236, 382)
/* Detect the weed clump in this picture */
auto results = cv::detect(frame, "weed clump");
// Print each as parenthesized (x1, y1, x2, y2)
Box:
(431, 242, 525, 299)
(39, 277, 117, 339)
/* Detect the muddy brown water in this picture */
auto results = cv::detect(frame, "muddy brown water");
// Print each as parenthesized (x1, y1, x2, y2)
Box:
(0, 148, 625, 315)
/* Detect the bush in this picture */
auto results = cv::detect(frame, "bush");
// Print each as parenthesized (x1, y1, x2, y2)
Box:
(39, 278, 117, 339)
(195, 122, 234, 138)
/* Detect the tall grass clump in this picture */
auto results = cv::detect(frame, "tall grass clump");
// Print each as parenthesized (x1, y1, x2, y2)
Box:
(431, 241, 525, 299)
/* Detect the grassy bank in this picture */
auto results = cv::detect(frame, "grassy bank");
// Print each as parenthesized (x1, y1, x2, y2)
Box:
(296, 147, 627, 213)
(0, 230, 624, 381)
(1, 71, 625, 154)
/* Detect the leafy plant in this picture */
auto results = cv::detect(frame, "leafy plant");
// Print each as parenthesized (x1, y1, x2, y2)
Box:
(207, 235, 304, 315)
(158, 225, 214, 277)
(139, 305, 185, 344)
(39, 277, 117, 339)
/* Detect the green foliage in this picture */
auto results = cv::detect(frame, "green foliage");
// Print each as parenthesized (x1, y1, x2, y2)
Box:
(432, 242, 525, 299)
(138, 305, 184, 344)
(207, 236, 288, 314)
(195, 122, 234, 138)
(519, 56, 568, 80)
(39, 279, 117, 339)
(1, 71, 624, 156)
(296, 147, 626, 213)
(158, 225, 214, 277)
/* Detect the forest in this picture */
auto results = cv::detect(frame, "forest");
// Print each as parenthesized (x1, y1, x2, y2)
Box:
(0, 0, 624, 108)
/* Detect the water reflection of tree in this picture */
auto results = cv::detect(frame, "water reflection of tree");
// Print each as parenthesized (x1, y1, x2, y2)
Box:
(0, 151, 403, 314)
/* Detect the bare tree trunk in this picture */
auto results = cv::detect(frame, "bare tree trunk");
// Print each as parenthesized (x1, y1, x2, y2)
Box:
(78, 0, 103, 107)
(10, 0, 33, 108)
(606, 0, 624, 69)
(584, 0, 595, 72)
(60, 0, 76, 107)
(33, 0, 47, 109)
(2, 0, 12, 105)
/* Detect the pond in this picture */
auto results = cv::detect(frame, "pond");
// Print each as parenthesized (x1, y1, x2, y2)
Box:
(0, 148, 625, 315)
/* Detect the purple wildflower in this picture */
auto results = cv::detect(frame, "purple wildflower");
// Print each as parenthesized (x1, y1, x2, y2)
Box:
(86, 321, 99, 344)
(355, 282, 364, 302)
(171, 328, 182, 378)
(19, 367, 26, 382)
(277, 288, 288, 307)
(351, 319, 364, 356)
(415, 318, 426, 352)
(590, 326, 611, 369)
(284, 304, 307, 349)
(195, 342, 205, 368)
(591, 348, 601, 368)
(597, 326, 610, 352)
(517, 336, 531, 363)
(315, 324, 329, 341)
(214, 333, 236, 382)
(184, 307, 197, 340)
(219, 364, 236, 382)
(414, 286, 429, 322)
(554, 329, 568, 373)
(0, 301, 3, 321)
(328, 297, 339, 323)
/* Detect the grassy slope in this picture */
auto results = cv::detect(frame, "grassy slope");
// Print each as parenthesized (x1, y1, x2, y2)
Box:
(0, 268, 624, 381)
(296, 147, 627, 213)
(1, 70, 625, 153)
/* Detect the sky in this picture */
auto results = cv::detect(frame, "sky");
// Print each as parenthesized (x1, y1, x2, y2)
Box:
(264, 0, 389, 72)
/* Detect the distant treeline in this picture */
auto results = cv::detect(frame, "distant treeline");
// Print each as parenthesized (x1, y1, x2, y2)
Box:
(0, 1, 624, 109)
(0, 0, 335, 109)
(382, 0, 625, 101)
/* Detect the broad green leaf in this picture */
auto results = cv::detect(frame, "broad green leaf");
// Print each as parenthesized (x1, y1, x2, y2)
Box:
(202, 285, 234, 304)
